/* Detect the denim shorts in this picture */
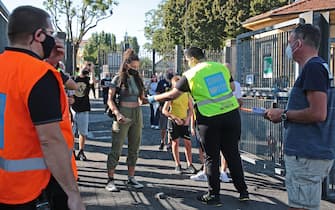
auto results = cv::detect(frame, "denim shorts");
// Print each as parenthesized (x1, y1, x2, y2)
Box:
(72, 111, 89, 136)
(284, 155, 334, 210)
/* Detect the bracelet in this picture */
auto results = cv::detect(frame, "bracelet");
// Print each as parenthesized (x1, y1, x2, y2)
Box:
(148, 95, 156, 103)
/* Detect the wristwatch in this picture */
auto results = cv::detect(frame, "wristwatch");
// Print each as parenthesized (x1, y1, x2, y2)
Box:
(281, 110, 288, 121)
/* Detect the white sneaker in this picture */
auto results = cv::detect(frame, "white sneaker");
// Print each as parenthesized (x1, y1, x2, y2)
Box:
(151, 125, 155, 129)
(127, 177, 144, 189)
(190, 171, 207, 182)
(154, 125, 160, 130)
(105, 180, 120, 192)
(220, 172, 231, 183)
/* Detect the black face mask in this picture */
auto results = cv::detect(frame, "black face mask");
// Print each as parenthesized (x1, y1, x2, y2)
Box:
(41, 33, 55, 59)
(82, 70, 90, 75)
(128, 69, 138, 76)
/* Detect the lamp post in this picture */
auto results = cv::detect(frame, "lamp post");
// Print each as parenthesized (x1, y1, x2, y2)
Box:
(184, 0, 189, 48)
(124, 31, 129, 51)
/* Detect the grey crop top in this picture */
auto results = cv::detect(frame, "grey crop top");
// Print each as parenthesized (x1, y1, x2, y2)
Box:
(111, 75, 140, 103)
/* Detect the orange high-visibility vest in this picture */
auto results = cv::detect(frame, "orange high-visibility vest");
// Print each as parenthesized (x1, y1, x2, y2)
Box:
(0, 50, 75, 204)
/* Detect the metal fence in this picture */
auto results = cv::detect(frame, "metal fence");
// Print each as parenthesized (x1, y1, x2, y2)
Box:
(0, 1, 9, 53)
(323, 40, 335, 201)
(236, 28, 335, 199)
(236, 30, 296, 169)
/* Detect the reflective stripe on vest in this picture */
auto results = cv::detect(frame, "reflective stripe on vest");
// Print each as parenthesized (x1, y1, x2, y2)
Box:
(0, 149, 73, 172)
(0, 157, 46, 172)
(196, 92, 234, 106)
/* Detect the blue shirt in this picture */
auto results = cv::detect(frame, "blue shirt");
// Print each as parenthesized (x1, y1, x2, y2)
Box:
(284, 57, 335, 159)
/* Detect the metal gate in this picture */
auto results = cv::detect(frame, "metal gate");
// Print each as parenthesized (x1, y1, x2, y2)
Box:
(236, 28, 296, 171)
(322, 39, 335, 201)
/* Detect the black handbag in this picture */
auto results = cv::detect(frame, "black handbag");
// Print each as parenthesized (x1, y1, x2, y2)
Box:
(107, 86, 120, 119)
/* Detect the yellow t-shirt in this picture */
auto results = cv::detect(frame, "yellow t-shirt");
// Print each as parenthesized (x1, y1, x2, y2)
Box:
(170, 93, 189, 119)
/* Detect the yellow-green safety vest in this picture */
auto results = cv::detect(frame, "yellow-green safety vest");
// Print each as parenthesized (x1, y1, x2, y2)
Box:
(183, 61, 239, 117)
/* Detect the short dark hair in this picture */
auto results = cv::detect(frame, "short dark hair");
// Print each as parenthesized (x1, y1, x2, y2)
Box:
(184, 47, 205, 60)
(293, 24, 321, 50)
(7, 6, 50, 44)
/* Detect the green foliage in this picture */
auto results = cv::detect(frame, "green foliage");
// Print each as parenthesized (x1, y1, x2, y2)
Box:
(83, 31, 116, 64)
(224, 0, 250, 38)
(140, 57, 152, 70)
(43, 0, 118, 68)
(250, 0, 287, 17)
(144, 0, 289, 54)
(119, 36, 140, 54)
(186, 0, 226, 49)
(130, 37, 140, 54)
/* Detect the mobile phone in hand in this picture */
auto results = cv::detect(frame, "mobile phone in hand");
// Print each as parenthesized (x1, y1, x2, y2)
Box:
(56, 32, 66, 41)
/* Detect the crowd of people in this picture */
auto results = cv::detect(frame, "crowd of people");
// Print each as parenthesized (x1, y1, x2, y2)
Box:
(1, 5, 335, 210)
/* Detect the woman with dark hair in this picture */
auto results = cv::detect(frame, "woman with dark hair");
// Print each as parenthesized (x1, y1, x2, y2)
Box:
(106, 49, 145, 192)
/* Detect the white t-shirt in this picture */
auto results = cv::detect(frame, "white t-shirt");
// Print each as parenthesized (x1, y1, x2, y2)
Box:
(233, 81, 242, 99)
(149, 82, 158, 95)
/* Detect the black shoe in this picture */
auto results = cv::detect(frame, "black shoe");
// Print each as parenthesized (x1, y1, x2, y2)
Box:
(175, 165, 182, 174)
(158, 142, 164, 150)
(239, 191, 250, 201)
(166, 143, 172, 152)
(77, 150, 87, 161)
(197, 193, 222, 206)
(73, 150, 79, 160)
(184, 164, 198, 174)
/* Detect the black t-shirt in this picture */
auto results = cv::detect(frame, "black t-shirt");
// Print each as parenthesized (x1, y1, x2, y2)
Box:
(5, 47, 62, 125)
(72, 76, 91, 112)
(156, 79, 171, 93)
(59, 70, 70, 84)
(294, 57, 329, 93)
(101, 77, 112, 94)
(28, 71, 62, 125)
(156, 79, 171, 106)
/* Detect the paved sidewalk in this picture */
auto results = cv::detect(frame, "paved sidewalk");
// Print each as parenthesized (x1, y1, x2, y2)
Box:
(75, 98, 335, 209)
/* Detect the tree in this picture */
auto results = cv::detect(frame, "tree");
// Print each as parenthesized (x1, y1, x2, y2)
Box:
(144, 3, 171, 53)
(250, 0, 287, 17)
(129, 37, 140, 54)
(43, 0, 117, 73)
(140, 57, 152, 70)
(224, 0, 250, 38)
(144, 0, 289, 53)
(185, 0, 227, 49)
(83, 31, 116, 65)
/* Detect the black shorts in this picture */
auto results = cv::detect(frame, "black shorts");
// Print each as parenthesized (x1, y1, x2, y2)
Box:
(167, 119, 191, 140)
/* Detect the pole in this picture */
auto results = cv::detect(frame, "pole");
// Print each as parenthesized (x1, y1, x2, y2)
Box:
(175, 45, 182, 75)
(152, 48, 156, 75)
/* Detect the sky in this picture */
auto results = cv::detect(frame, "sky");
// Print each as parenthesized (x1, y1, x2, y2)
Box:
(1, 0, 162, 47)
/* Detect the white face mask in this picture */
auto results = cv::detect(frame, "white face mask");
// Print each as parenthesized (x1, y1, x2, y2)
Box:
(285, 44, 293, 60)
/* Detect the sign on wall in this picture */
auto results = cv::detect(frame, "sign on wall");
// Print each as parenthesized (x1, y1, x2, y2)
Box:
(246, 74, 254, 85)
(263, 56, 273, 78)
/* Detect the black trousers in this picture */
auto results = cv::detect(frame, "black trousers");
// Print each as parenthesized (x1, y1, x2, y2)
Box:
(0, 176, 69, 210)
(149, 103, 160, 126)
(89, 83, 96, 98)
(197, 109, 248, 195)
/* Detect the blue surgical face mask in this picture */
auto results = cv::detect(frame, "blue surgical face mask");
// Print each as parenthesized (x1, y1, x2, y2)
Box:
(285, 40, 299, 60)
(285, 44, 293, 60)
